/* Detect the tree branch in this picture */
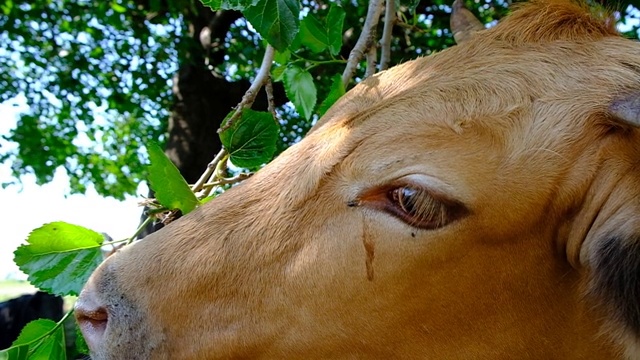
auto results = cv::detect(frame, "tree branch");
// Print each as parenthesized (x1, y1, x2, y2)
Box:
(191, 148, 228, 193)
(341, 0, 384, 87)
(218, 45, 276, 133)
(365, 45, 377, 78)
(205, 10, 244, 66)
(380, 0, 396, 71)
(201, 173, 253, 189)
(265, 76, 278, 122)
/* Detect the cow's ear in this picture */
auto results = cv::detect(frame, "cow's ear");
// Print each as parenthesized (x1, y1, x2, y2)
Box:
(609, 92, 640, 128)
(581, 93, 640, 347)
(450, 0, 484, 44)
(581, 175, 640, 342)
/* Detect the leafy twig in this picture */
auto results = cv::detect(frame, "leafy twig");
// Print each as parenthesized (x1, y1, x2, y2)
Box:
(395, 21, 427, 33)
(126, 216, 154, 244)
(201, 173, 253, 189)
(191, 148, 228, 193)
(341, 0, 384, 87)
(265, 76, 278, 123)
(134, 147, 230, 230)
(380, 0, 396, 71)
(291, 55, 347, 67)
(1, 310, 75, 355)
(217, 45, 276, 133)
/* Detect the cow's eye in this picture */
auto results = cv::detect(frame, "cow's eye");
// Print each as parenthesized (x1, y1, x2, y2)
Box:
(386, 187, 449, 229)
(350, 180, 467, 230)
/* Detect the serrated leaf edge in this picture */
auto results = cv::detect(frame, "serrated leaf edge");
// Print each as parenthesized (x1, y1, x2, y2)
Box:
(1, 313, 70, 356)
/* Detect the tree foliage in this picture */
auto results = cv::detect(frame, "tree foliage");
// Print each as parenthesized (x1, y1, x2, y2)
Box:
(0, 0, 189, 197)
(2, 0, 640, 199)
(0, 0, 486, 199)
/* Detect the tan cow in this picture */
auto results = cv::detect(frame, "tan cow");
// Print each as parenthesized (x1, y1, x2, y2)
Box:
(76, 0, 640, 358)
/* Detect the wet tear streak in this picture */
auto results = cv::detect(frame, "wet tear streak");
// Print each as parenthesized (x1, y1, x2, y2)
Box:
(363, 220, 375, 281)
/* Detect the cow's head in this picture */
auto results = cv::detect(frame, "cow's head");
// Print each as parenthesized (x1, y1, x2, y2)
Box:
(76, 1, 640, 358)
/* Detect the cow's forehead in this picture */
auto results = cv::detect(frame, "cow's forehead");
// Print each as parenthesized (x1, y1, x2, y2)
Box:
(247, 0, 640, 245)
(277, 27, 640, 211)
(313, 0, 634, 137)
(320, 45, 600, 136)
(315, 43, 623, 142)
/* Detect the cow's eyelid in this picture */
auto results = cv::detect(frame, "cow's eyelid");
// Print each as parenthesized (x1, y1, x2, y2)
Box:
(352, 183, 466, 230)
(386, 186, 450, 230)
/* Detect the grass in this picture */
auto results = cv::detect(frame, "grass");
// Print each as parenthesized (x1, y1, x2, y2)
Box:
(0, 280, 37, 302)
(0, 280, 76, 311)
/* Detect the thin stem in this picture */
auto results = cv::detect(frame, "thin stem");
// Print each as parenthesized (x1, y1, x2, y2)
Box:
(293, 57, 347, 66)
(265, 76, 278, 122)
(201, 173, 253, 189)
(218, 45, 276, 133)
(214, 155, 228, 180)
(104, 237, 133, 246)
(380, 0, 396, 71)
(126, 216, 154, 244)
(341, 0, 384, 87)
(1, 309, 76, 354)
(59, 308, 74, 323)
(201, 153, 229, 198)
(192, 148, 228, 193)
(395, 21, 427, 33)
(304, 59, 348, 72)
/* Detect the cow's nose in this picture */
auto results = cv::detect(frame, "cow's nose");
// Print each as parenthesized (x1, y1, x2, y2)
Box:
(75, 287, 108, 351)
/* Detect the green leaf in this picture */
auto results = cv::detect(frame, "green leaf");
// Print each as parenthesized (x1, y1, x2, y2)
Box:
(299, 14, 329, 53)
(271, 64, 286, 82)
(12, 320, 56, 347)
(200, 0, 258, 10)
(294, 5, 344, 55)
(13, 222, 104, 297)
(244, 0, 300, 51)
(0, 344, 28, 360)
(283, 66, 317, 120)
(273, 49, 291, 64)
(317, 74, 345, 116)
(287, 31, 302, 52)
(0, 0, 14, 16)
(219, 109, 279, 168)
(75, 326, 89, 355)
(1, 319, 66, 360)
(147, 142, 199, 214)
(89, 47, 104, 58)
(327, 4, 346, 55)
(110, 3, 127, 13)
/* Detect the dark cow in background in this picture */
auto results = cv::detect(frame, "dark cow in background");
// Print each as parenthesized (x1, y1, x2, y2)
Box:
(0, 292, 63, 348)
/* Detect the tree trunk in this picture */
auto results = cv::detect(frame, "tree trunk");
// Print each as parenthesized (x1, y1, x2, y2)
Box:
(139, 4, 285, 237)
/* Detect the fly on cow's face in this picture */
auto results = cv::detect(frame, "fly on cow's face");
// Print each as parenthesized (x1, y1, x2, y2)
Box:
(346, 199, 361, 207)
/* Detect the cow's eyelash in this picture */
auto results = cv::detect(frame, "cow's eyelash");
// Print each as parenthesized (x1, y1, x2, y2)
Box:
(350, 183, 467, 230)
(386, 187, 450, 229)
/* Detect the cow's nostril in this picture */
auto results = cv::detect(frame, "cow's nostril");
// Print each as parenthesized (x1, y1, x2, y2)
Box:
(75, 291, 108, 352)
(77, 306, 108, 327)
